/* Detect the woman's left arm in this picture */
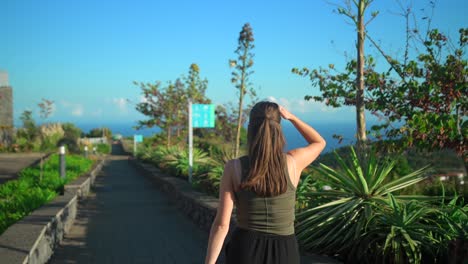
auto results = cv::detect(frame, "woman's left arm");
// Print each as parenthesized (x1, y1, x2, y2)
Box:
(205, 160, 235, 264)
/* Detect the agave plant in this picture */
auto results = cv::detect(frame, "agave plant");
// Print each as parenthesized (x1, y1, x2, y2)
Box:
(363, 194, 445, 263)
(135, 144, 153, 161)
(193, 164, 225, 196)
(295, 147, 432, 261)
(161, 146, 214, 177)
(435, 196, 468, 263)
(295, 174, 331, 212)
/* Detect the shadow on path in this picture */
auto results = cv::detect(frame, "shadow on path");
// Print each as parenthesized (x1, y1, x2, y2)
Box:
(49, 148, 208, 264)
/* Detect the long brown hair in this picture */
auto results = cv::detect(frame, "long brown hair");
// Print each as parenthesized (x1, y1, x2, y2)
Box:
(239, 101, 288, 197)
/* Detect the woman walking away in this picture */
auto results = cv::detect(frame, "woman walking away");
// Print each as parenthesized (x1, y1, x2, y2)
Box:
(204, 101, 326, 264)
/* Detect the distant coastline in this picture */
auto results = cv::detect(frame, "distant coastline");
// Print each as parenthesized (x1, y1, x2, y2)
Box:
(76, 121, 362, 153)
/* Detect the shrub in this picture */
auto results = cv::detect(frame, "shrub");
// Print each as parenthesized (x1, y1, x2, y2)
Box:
(295, 147, 438, 262)
(96, 143, 110, 154)
(0, 154, 94, 234)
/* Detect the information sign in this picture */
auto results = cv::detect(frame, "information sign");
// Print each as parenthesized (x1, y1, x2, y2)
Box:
(192, 104, 215, 128)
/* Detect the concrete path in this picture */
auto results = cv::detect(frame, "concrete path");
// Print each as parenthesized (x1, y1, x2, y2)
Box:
(0, 153, 46, 184)
(48, 144, 340, 264)
(48, 145, 208, 264)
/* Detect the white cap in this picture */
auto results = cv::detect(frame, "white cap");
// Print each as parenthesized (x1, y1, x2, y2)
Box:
(59, 146, 66, 155)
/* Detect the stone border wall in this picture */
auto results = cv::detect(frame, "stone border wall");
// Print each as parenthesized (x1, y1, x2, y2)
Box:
(130, 159, 232, 232)
(0, 159, 106, 264)
(130, 159, 341, 264)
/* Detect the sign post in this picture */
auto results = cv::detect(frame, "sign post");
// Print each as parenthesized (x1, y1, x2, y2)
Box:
(134, 134, 143, 156)
(188, 103, 215, 183)
(188, 101, 193, 183)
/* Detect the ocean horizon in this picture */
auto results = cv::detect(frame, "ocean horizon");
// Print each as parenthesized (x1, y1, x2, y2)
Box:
(76, 121, 363, 153)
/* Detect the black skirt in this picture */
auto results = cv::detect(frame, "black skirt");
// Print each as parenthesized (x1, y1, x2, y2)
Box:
(225, 228, 300, 264)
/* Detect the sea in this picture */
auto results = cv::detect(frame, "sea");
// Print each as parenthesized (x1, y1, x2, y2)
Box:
(76, 121, 364, 153)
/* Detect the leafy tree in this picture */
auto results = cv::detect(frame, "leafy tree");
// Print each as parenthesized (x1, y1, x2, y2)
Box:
(19, 110, 37, 141)
(293, 2, 467, 159)
(134, 64, 211, 146)
(367, 28, 467, 158)
(173, 78, 187, 138)
(62, 123, 83, 140)
(135, 81, 179, 147)
(87, 127, 111, 138)
(214, 104, 235, 142)
(230, 23, 256, 157)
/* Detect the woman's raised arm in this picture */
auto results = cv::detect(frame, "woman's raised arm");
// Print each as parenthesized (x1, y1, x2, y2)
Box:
(280, 106, 326, 180)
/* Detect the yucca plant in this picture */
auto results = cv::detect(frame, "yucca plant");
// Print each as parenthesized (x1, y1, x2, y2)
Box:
(161, 146, 214, 177)
(194, 164, 225, 197)
(295, 146, 433, 261)
(135, 144, 154, 161)
(295, 174, 331, 212)
(363, 194, 445, 263)
(435, 195, 468, 263)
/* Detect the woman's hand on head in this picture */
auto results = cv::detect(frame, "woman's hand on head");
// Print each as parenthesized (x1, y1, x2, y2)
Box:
(279, 106, 295, 121)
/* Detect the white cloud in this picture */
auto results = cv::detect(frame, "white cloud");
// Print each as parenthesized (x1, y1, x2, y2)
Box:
(71, 105, 84, 116)
(61, 100, 84, 117)
(266, 96, 353, 121)
(112, 98, 129, 113)
(266, 96, 319, 113)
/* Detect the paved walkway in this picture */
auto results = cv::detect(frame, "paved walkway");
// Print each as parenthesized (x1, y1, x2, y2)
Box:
(48, 146, 208, 264)
(0, 153, 46, 184)
(48, 144, 340, 264)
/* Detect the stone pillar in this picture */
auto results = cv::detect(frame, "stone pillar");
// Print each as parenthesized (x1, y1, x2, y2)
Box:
(0, 71, 14, 147)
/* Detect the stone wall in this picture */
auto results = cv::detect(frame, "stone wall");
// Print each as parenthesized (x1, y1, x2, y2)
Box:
(0, 159, 105, 264)
(130, 159, 230, 232)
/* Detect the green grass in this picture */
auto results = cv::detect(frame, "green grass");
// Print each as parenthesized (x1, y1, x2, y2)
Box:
(0, 154, 94, 235)
(96, 143, 111, 154)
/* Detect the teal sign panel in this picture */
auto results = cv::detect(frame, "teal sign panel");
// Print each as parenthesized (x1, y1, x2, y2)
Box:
(134, 134, 143, 143)
(192, 104, 215, 128)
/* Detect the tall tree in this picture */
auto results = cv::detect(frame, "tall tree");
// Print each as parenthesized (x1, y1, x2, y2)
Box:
(230, 23, 255, 157)
(185, 63, 209, 104)
(134, 64, 212, 146)
(173, 78, 186, 138)
(135, 81, 178, 147)
(19, 110, 37, 141)
(294, 1, 467, 158)
(293, 0, 377, 150)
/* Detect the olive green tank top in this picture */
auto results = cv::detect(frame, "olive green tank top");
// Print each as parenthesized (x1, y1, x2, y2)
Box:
(234, 155, 296, 236)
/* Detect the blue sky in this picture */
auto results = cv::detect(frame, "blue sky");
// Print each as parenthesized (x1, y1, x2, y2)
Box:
(1, 0, 467, 127)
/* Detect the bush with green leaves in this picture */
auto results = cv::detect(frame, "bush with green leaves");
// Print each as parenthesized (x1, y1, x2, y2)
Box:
(363, 195, 446, 263)
(434, 196, 468, 263)
(157, 146, 215, 178)
(137, 143, 223, 195)
(0, 154, 94, 235)
(294, 146, 453, 263)
(96, 143, 110, 154)
(193, 164, 224, 197)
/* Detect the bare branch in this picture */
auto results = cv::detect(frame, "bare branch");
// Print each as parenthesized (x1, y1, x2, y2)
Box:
(365, 11, 379, 26)
(366, 33, 406, 81)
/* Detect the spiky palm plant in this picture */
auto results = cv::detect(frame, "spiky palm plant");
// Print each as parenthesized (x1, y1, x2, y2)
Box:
(436, 196, 468, 263)
(295, 147, 432, 261)
(364, 194, 445, 263)
(161, 146, 214, 177)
